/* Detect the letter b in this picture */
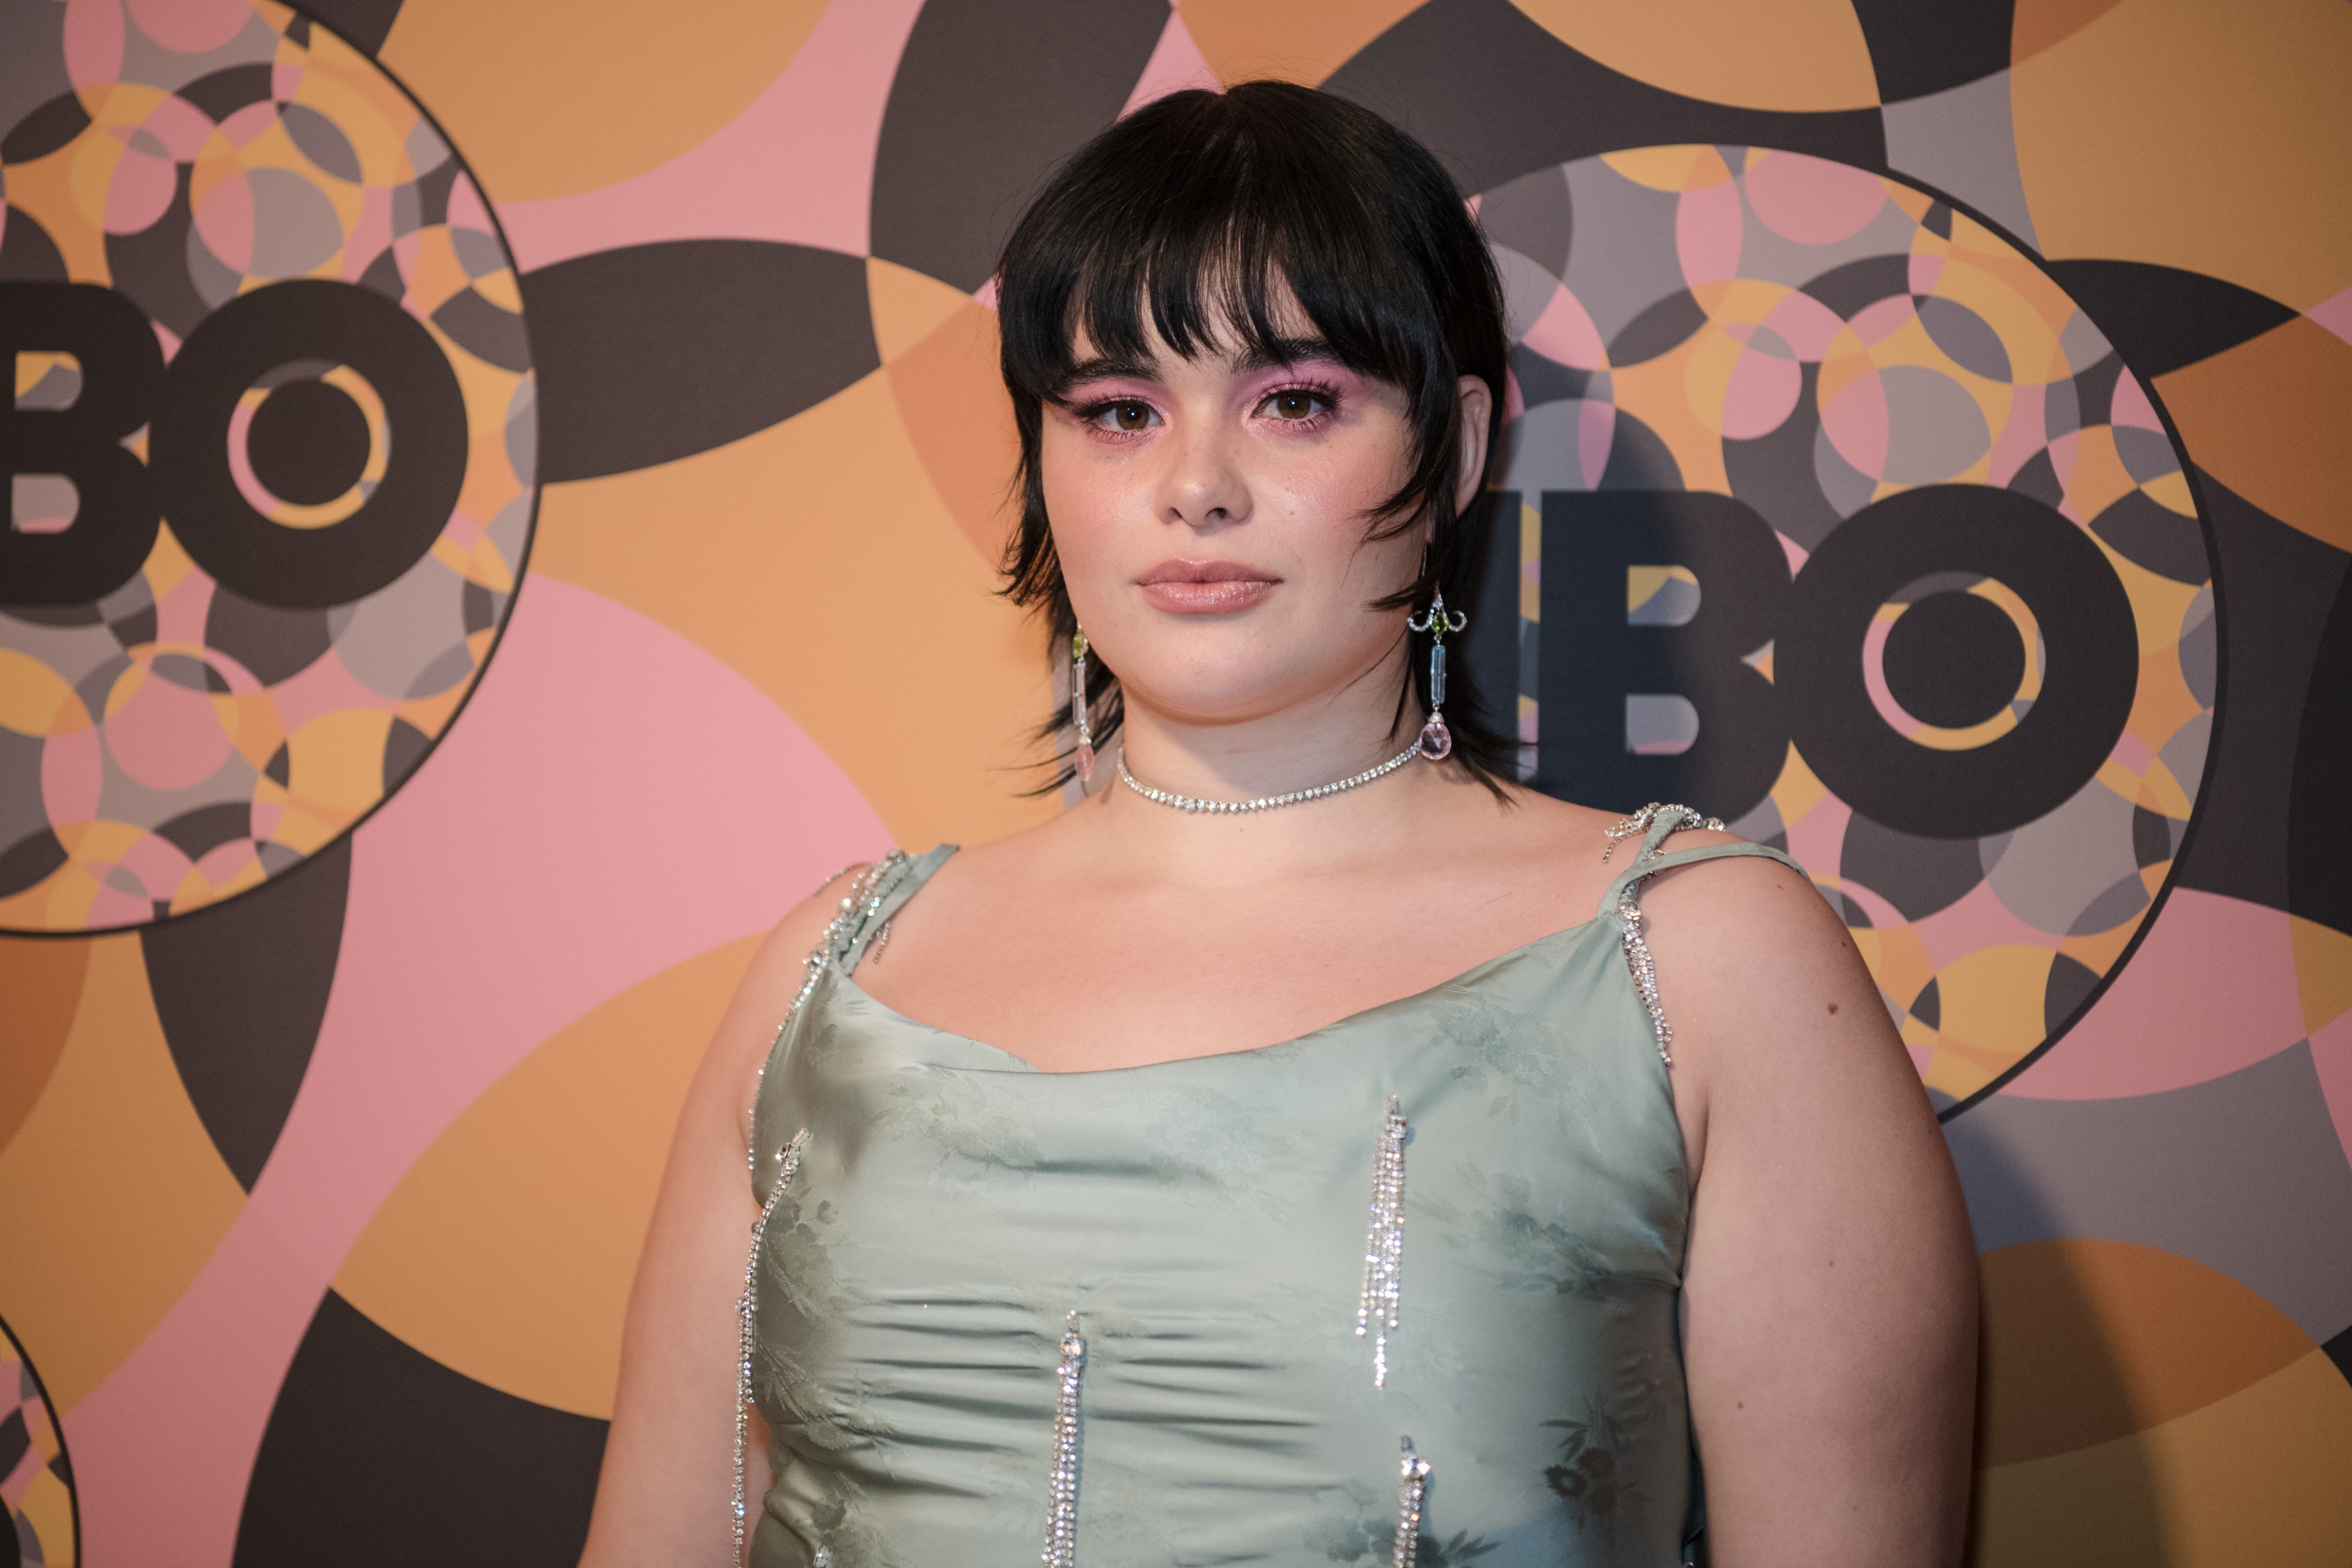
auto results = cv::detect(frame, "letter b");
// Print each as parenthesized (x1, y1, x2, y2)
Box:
(1536, 491, 1790, 819)
(1, 283, 165, 606)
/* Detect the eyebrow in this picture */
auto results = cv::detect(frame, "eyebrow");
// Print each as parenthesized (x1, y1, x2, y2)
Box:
(1057, 354, 1161, 387)
(1054, 336, 1344, 395)
(1234, 336, 1341, 374)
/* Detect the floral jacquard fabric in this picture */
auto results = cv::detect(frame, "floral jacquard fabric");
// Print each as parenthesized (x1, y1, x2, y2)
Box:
(748, 823, 1800, 1566)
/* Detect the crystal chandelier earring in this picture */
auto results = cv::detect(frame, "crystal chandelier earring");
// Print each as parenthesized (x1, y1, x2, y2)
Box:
(1405, 593, 1467, 761)
(1070, 628, 1096, 784)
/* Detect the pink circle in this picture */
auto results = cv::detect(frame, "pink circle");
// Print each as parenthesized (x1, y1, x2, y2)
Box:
(43, 722, 103, 826)
(85, 881, 155, 928)
(127, 0, 250, 55)
(446, 172, 493, 236)
(117, 829, 195, 903)
(1759, 289, 1847, 361)
(64, 0, 126, 92)
(193, 166, 255, 272)
(1522, 282, 1606, 370)
(194, 836, 260, 887)
(103, 144, 177, 235)
(140, 93, 214, 160)
(1722, 341, 1802, 439)
(1862, 615, 1921, 736)
(218, 100, 279, 147)
(226, 395, 277, 513)
(1676, 175, 1744, 287)
(2110, 367, 2162, 432)
(2045, 429, 2081, 489)
(1821, 366, 1891, 479)
(103, 659, 236, 791)
(1745, 151, 1888, 246)
(1848, 293, 1917, 346)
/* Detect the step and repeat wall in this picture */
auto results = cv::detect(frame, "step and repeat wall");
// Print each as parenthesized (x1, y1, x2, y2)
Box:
(2, 0, 2347, 1562)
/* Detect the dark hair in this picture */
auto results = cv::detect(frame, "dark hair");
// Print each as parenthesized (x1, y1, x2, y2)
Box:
(995, 80, 1514, 792)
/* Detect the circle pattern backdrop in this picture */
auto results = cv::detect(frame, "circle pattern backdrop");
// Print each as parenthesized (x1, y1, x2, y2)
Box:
(0, 1312, 75, 1566)
(1485, 146, 2214, 1105)
(0, 0, 534, 933)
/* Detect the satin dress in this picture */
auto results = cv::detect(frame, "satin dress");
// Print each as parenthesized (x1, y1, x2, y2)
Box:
(745, 807, 1800, 1566)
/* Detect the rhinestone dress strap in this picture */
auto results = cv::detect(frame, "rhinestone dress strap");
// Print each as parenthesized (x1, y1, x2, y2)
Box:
(734, 1129, 808, 1564)
(1595, 811, 1808, 1069)
(1599, 801, 1720, 867)
(1598, 837, 1810, 922)
(733, 851, 934, 1560)
(835, 844, 958, 976)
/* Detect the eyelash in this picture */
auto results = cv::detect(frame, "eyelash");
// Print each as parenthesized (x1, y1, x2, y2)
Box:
(1071, 381, 1342, 438)
(1257, 381, 1340, 428)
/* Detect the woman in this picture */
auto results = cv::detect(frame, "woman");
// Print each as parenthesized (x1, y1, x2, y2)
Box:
(583, 83, 1974, 1567)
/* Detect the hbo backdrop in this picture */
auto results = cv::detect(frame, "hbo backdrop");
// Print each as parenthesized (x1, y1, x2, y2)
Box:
(1, 1, 2348, 1565)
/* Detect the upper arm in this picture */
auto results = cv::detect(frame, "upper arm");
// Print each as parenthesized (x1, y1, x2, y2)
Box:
(579, 871, 856, 1567)
(1638, 848, 1977, 1568)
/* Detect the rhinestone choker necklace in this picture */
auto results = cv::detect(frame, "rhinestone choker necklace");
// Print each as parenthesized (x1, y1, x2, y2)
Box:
(1116, 742, 1422, 815)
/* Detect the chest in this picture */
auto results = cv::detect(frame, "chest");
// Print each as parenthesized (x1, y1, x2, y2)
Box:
(746, 968, 1700, 1565)
(856, 868, 1604, 1073)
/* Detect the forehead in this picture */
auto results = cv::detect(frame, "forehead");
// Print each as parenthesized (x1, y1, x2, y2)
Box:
(1064, 273, 1322, 370)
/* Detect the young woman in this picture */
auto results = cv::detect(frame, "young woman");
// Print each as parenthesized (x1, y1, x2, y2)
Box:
(582, 83, 1975, 1568)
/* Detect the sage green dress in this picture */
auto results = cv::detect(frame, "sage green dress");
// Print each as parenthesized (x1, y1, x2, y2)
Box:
(746, 807, 1802, 1567)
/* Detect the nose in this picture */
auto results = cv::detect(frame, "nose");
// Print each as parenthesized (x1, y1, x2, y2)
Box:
(1157, 413, 1251, 532)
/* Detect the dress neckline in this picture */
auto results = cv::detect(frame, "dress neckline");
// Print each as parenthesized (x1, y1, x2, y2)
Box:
(823, 909, 1612, 1079)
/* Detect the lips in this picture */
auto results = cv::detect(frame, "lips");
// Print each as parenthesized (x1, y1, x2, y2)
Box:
(1136, 558, 1280, 612)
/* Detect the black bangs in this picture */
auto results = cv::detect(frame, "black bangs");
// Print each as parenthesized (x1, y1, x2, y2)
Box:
(995, 81, 1514, 793)
(998, 84, 1478, 544)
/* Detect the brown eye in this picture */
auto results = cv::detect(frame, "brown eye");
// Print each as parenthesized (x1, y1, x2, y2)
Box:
(1112, 401, 1152, 431)
(1266, 390, 1324, 420)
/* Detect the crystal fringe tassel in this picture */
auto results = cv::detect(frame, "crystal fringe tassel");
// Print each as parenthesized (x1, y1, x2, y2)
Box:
(1044, 1310, 1087, 1568)
(1393, 1436, 1432, 1568)
(1355, 1095, 1409, 1387)
(732, 853, 908, 1560)
(1599, 805, 1721, 1068)
(734, 1128, 809, 1564)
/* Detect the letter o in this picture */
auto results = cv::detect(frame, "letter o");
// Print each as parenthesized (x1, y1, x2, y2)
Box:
(151, 279, 467, 610)
(1778, 485, 2139, 840)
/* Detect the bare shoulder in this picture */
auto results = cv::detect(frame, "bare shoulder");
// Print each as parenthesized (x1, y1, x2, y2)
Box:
(1632, 823, 1927, 1180)
(1635, 827, 1850, 973)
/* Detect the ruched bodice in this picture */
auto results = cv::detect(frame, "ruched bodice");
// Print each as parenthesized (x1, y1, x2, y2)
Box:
(745, 812, 1800, 1566)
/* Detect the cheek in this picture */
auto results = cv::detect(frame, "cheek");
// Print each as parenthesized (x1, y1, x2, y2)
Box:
(1259, 438, 1417, 563)
(1038, 429, 1128, 594)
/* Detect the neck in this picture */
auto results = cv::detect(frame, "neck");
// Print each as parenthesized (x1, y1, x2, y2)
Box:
(1075, 662, 1464, 877)
(1112, 679, 1423, 806)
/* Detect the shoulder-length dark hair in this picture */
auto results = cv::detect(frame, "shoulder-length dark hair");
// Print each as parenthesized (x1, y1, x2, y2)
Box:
(995, 80, 1513, 791)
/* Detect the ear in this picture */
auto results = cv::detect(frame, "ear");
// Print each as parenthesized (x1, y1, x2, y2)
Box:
(1453, 375, 1494, 516)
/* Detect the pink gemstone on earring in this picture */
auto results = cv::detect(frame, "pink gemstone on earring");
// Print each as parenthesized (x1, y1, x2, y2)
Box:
(1416, 717, 1452, 761)
(1075, 740, 1096, 783)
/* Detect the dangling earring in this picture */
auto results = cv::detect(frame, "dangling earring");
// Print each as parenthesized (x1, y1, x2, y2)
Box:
(1070, 628, 1096, 784)
(1406, 593, 1467, 762)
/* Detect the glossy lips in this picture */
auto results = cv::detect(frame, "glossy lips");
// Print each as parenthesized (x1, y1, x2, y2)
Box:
(1136, 558, 1279, 612)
